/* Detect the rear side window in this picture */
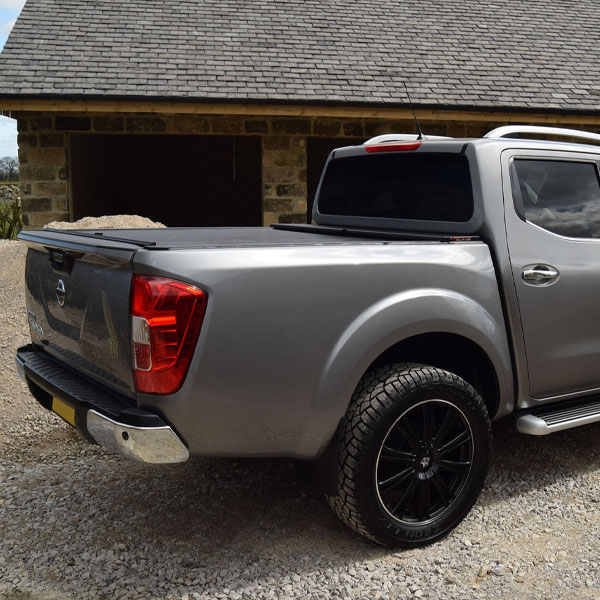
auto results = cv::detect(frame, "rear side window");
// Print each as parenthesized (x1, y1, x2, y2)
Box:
(317, 153, 474, 222)
(513, 159, 600, 238)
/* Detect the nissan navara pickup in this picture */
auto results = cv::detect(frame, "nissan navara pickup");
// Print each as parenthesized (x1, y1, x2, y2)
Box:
(15, 125, 600, 547)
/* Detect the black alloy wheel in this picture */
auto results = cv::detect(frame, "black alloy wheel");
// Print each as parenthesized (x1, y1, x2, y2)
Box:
(327, 363, 492, 547)
(375, 399, 474, 525)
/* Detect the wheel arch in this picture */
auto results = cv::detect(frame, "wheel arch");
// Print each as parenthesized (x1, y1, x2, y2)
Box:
(370, 333, 501, 420)
(311, 290, 513, 455)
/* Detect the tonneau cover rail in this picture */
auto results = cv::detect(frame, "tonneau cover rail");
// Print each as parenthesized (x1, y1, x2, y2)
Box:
(271, 223, 480, 243)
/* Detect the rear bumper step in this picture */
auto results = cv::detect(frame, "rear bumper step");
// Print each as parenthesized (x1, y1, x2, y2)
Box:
(516, 397, 600, 435)
(15, 345, 189, 463)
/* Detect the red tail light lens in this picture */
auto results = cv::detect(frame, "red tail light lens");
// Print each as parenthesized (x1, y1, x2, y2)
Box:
(130, 275, 208, 395)
(365, 141, 422, 153)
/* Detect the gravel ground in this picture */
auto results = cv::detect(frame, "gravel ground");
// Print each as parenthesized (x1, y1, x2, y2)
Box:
(1, 238, 600, 599)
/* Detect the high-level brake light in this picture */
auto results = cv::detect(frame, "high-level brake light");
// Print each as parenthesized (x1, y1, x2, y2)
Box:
(365, 141, 422, 153)
(130, 275, 208, 395)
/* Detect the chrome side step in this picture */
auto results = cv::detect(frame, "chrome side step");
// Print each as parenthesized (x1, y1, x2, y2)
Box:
(516, 398, 600, 435)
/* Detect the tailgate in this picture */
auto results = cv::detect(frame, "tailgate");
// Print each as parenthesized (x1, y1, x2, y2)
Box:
(20, 230, 139, 399)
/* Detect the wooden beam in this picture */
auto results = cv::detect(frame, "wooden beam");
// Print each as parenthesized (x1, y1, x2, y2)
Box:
(2, 97, 600, 125)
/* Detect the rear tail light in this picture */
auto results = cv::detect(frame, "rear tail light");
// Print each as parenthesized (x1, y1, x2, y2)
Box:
(130, 275, 208, 395)
(365, 141, 422, 153)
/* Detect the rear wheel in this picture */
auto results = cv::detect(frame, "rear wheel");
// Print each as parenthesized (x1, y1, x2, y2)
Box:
(327, 363, 492, 547)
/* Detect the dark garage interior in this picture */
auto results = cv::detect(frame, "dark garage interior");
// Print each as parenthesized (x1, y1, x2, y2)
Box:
(70, 134, 263, 226)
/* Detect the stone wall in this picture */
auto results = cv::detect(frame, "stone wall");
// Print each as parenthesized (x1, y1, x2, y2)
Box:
(262, 133, 307, 227)
(16, 116, 69, 228)
(16, 111, 590, 228)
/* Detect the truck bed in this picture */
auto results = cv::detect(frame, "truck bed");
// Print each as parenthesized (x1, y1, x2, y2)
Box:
(18, 224, 502, 459)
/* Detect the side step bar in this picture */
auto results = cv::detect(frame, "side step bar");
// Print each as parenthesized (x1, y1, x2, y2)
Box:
(516, 397, 600, 435)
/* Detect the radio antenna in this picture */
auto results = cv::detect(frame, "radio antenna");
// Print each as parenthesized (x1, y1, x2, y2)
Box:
(403, 81, 424, 140)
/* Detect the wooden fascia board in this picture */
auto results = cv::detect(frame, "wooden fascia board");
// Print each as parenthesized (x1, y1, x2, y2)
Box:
(2, 98, 600, 125)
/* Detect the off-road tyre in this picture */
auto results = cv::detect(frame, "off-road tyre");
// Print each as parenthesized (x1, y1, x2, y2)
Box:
(327, 363, 492, 547)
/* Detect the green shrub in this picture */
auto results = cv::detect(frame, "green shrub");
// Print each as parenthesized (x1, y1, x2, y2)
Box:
(0, 197, 22, 240)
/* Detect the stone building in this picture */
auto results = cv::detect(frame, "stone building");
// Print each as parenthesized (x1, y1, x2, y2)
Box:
(1, 0, 600, 228)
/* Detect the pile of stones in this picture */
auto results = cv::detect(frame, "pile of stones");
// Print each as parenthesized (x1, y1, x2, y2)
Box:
(0, 184, 19, 203)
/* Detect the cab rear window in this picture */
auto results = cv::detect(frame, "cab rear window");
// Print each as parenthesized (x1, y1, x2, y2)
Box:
(317, 153, 474, 222)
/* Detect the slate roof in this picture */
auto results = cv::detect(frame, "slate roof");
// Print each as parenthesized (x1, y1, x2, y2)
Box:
(1, 0, 600, 113)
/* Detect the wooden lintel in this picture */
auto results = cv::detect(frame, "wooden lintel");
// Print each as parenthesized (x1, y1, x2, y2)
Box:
(2, 98, 600, 126)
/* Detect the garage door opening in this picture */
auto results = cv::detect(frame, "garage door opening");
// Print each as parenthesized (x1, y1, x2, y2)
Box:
(70, 134, 262, 226)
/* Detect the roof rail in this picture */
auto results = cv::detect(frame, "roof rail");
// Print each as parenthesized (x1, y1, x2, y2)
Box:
(363, 133, 452, 145)
(484, 125, 600, 144)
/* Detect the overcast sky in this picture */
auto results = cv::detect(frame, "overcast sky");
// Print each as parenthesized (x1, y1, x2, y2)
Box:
(0, 0, 25, 157)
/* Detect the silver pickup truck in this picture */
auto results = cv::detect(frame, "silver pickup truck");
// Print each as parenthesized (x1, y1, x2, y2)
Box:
(15, 125, 600, 548)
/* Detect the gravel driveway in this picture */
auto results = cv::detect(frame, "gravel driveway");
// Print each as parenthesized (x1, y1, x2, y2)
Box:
(1, 239, 599, 600)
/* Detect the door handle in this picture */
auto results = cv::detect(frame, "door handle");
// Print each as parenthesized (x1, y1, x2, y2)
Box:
(522, 264, 560, 286)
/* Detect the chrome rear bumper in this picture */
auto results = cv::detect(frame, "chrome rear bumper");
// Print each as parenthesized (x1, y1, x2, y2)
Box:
(87, 410, 189, 463)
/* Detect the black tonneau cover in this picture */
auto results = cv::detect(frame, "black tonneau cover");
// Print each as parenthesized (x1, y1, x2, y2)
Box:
(20, 225, 474, 252)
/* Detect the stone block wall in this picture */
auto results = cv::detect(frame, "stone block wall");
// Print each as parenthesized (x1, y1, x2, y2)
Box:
(262, 134, 307, 227)
(16, 117, 69, 228)
(16, 110, 587, 228)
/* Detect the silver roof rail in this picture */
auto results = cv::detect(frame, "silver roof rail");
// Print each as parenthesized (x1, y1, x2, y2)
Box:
(484, 125, 600, 144)
(364, 133, 452, 145)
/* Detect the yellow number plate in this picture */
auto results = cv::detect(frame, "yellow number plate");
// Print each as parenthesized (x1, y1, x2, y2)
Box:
(51, 397, 76, 427)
